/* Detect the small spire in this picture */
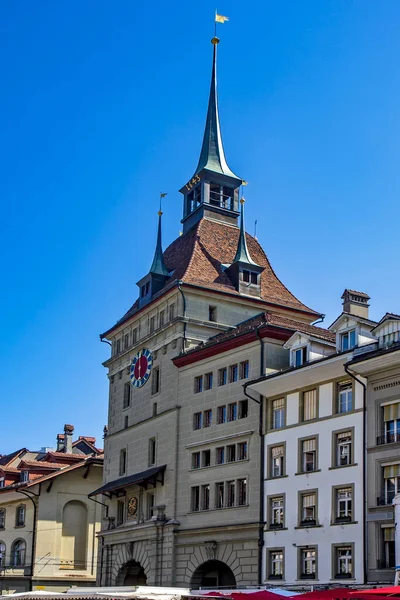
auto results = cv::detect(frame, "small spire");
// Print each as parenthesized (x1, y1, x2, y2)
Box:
(150, 208, 169, 277)
(195, 38, 241, 180)
(232, 198, 257, 265)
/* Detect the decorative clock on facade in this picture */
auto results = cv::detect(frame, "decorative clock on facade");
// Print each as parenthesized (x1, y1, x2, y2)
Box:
(127, 496, 138, 519)
(130, 348, 153, 388)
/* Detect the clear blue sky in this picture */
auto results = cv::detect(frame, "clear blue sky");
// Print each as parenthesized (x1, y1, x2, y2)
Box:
(1, 1, 399, 454)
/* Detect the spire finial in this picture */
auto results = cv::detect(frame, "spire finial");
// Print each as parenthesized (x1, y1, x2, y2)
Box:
(150, 199, 169, 277)
(232, 193, 257, 265)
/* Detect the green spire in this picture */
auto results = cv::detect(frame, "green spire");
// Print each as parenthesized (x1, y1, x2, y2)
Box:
(150, 210, 169, 277)
(195, 37, 241, 180)
(232, 198, 257, 265)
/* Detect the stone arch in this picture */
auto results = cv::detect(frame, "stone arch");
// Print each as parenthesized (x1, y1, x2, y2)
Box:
(61, 500, 87, 569)
(190, 559, 236, 589)
(109, 541, 151, 586)
(116, 560, 147, 586)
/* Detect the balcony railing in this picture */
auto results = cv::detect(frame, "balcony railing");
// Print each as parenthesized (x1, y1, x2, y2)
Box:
(269, 522, 284, 530)
(335, 572, 352, 579)
(300, 518, 317, 527)
(377, 494, 395, 506)
(299, 572, 316, 579)
(335, 515, 352, 523)
(377, 558, 395, 569)
(268, 573, 283, 580)
(377, 433, 400, 446)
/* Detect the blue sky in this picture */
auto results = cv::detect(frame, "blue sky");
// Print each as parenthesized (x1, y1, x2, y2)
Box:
(1, 1, 399, 453)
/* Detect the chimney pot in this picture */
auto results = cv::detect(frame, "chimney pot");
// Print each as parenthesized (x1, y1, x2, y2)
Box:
(342, 289, 370, 319)
(63, 424, 74, 454)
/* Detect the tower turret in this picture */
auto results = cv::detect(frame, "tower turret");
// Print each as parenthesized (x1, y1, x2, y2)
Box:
(180, 37, 243, 233)
(137, 209, 170, 307)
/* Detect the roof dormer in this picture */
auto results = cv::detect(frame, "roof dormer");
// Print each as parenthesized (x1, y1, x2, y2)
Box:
(372, 313, 400, 349)
(284, 330, 336, 367)
(329, 289, 377, 352)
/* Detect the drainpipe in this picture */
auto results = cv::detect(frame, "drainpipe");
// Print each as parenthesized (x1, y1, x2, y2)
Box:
(88, 496, 109, 586)
(17, 489, 39, 591)
(243, 326, 264, 586)
(344, 363, 367, 584)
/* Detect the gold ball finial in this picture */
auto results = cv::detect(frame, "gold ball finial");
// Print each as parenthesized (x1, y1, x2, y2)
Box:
(158, 210, 163, 216)
(211, 36, 220, 45)
(240, 197, 246, 205)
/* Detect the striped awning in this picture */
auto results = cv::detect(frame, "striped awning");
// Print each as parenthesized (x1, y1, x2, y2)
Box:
(384, 403, 400, 421)
(303, 438, 316, 452)
(384, 527, 395, 541)
(272, 445, 284, 458)
(384, 464, 400, 479)
(302, 493, 316, 507)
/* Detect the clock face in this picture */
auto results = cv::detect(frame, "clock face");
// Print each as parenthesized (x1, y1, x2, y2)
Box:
(127, 496, 138, 518)
(130, 348, 153, 388)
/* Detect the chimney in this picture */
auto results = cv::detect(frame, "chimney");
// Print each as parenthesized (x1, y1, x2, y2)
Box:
(342, 289, 370, 319)
(64, 424, 74, 454)
(56, 434, 65, 452)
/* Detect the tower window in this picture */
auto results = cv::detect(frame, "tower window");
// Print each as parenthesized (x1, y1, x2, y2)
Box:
(243, 270, 259, 285)
(188, 185, 202, 213)
(209, 184, 234, 210)
(209, 306, 217, 322)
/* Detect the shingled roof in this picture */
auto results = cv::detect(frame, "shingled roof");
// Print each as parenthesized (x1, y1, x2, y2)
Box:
(105, 218, 320, 335)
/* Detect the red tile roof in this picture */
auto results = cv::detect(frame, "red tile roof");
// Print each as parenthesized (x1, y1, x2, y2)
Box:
(18, 460, 65, 469)
(107, 218, 319, 334)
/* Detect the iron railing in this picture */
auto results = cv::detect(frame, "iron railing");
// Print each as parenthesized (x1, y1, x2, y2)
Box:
(377, 433, 400, 445)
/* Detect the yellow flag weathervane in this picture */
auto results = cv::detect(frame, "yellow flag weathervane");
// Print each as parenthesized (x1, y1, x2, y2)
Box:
(215, 11, 229, 23)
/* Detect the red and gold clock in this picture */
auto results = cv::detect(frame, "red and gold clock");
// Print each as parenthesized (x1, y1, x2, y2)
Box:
(130, 348, 153, 388)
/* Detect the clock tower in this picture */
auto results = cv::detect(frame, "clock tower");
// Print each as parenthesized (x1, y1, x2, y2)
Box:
(179, 37, 243, 233)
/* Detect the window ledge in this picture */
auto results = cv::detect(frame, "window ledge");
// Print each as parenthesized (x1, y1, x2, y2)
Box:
(14, 525, 26, 529)
(294, 524, 323, 529)
(330, 520, 358, 526)
(265, 475, 288, 481)
(329, 463, 358, 470)
(192, 504, 249, 513)
(190, 459, 250, 472)
(294, 469, 321, 476)
(266, 527, 288, 532)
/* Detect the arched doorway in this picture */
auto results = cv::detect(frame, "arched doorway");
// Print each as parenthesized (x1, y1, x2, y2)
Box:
(116, 560, 147, 586)
(191, 560, 236, 589)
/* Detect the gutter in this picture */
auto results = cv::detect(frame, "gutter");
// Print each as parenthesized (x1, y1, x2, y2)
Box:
(243, 325, 264, 586)
(17, 488, 39, 590)
(344, 363, 368, 584)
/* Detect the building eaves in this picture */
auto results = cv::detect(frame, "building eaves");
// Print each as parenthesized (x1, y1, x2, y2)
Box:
(347, 341, 400, 365)
(328, 311, 378, 330)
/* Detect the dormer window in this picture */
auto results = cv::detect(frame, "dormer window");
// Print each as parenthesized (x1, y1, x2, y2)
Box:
(20, 471, 29, 483)
(187, 185, 202, 213)
(340, 329, 356, 351)
(294, 347, 308, 367)
(141, 282, 150, 298)
(243, 270, 258, 285)
(209, 184, 234, 210)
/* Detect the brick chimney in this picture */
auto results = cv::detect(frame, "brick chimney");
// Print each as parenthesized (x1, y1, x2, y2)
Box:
(342, 289, 370, 319)
(56, 433, 65, 452)
(64, 424, 74, 454)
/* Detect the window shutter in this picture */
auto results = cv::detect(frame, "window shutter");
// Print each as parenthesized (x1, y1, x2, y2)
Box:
(384, 403, 400, 421)
(303, 390, 317, 420)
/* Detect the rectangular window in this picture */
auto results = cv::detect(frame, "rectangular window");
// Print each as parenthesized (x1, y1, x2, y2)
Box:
(169, 303, 175, 321)
(271, 398, 285, 429)
(383, 403, 400, 443)
(0, 510, 5, 529)
(334, 545, 353, 578)
(240, 360, 249, 379)
(216, 447, 225, 465)
(193, 412, 202, 430)
(149, 316, 155, 333)
(132, 328, 138, 345)
(215, 482, 224, 509)
(123, 382, 131, 409)
(191, 486, 200, 512)
(204, 409, 212, 427)
(301, 389, 317, 421)
(381, 528, 395, 569)
(227, 481, 235, 507)
(159, 310, 165, 328)
(192, 452, 201, 469)
(218, 367, 227, 386)
(124, 333, 129, 349)
(153, 402, 157, 417)
(124, 415, 129, 429)
(238, 399, 248, 419)
(229, 364, 238, 383)
(238, 478, 247, 506)
(209, 306, 217, 322)
(146, 493, 155, 520)
(16, 505, 25, 526)
(116, 339, 121, 354)
(201, 449, 211, 467)
(228, 402, 237, 422)
(217, 405, 227, 424)
(194, 375, 203, 393)
(294, 347, 307, 367)
(151, 367, 160, 395)
(341, 329, 356, 351)
(301, 438, 317, 472)
(300, 547, 316, 579)
(271, 445, 285, 478)
(201, 484, 210, 510)
(119, 449, 127, 476)
(243, 269, 250, 283)
(383, 464, 400, 504)
(148, 438, 156, 466)
(335, 487, 352, 522)
(238, 441, 248, 460)
(335, 431, 352, 467)
(117, 501, 125, 526)
(338, 382, 353, 413)
(227, 444, 236, 462)
(300, 491, 317, 526)
(269, 550, 284, 579)
(205, 372, 213, 390)
(270, 496, 284, 528)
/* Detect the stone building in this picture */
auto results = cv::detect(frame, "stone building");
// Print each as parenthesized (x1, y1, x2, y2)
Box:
(91, 37, 323, 588)
(0, 425, 103, 593)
